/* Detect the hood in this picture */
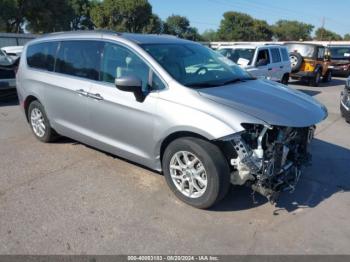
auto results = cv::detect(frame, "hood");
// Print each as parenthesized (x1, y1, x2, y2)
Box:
(198, 79, 327, 127)
(331, 59, 350, 65)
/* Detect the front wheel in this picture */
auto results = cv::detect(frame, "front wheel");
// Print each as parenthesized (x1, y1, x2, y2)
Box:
(162, 137, 230, 209)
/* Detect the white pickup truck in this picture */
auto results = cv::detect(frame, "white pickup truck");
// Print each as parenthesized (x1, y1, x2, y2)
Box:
(218, 44, 291, 85)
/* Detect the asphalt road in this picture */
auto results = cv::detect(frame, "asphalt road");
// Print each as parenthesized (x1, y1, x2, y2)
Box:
(0, 78, 349, 255)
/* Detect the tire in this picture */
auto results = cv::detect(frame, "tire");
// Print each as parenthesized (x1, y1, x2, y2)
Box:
(289, 52, 303, 72)
(28, 100, 57, 142)
(162, 137, 230, 209)
(281, 74, 289, 85)
(323, 70, 332, 83)
(309, 71, 321, 87)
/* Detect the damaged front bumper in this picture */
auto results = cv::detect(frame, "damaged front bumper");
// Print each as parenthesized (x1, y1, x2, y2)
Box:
(218, 124, 314, 204)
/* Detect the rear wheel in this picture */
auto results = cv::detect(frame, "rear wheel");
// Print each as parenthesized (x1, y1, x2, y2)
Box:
(162, 137, 230, 209)
(28, 100, 57, 142)
(309, 71, 321, 87)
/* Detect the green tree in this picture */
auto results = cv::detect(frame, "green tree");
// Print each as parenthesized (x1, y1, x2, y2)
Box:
(216, 12, 273, 41)
(163, 15, 201, 40)
(0, 0, 27, 33)
(272, 20, 314, 41)
(25, 0, 74, 33)
(344, 34, 350, 41)
(315, 28, 342, 41)
(201, 29, 218, 42)
(252, 19, 273, 41)
(217, 12, 255, 41)
(69, 0, 95, 30)
(142, 14, 163, 34)
(91, 0, 152, 33)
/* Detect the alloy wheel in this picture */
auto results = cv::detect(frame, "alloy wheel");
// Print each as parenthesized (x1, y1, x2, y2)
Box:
(169, 151, 208, 198)
(30, 108, 46, 137)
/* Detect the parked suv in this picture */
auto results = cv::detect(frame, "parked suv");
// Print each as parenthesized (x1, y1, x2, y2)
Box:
(17, 32, 327, 209)
(218, 44, 291, 85)
(328, 45, 350, 77)
(340, 77, 350, 123)
(285, 42, 332, 86)
(0, 49, 17, 90)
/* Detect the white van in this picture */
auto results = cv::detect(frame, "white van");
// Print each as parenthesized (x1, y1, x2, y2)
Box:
(218, 44, 291, 85)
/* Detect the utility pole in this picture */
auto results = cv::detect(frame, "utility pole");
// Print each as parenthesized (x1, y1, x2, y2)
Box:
(320, 16, 326, 41)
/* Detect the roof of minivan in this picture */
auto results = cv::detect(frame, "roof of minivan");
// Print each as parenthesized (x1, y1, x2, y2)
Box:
(33, 30, 194, 45)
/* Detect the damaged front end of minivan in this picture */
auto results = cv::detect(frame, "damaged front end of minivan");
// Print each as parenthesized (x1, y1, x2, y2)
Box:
(217, 123, 315, 204)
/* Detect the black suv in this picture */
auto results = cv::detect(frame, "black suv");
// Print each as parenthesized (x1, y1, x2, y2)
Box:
(341, 77, 350, 123)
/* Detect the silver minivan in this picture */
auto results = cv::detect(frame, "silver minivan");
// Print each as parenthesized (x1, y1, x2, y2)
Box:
(16, 31, 327, 209)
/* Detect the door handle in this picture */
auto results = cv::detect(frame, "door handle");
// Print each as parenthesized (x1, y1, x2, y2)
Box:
(88, 93, 104, 100)
(268, 68, 272, 71)
(280, 66, 284, 69)
(75, 89, 89, 96)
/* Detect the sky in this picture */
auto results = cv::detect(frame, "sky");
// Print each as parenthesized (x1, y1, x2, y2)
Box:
(148, 0, 350, 36)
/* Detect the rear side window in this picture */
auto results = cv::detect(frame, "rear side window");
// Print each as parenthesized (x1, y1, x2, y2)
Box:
(27, 42, 58, 71)
(270, 48, 281, 63)
(55, 41, 103, 81)
(317, 47, 325, 60)
(280, 48, 290, 62)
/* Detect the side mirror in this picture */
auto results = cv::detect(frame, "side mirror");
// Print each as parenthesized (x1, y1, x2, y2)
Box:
(115, 76, 145, 102)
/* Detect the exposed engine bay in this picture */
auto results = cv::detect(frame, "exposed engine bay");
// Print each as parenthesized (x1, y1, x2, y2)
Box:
(218, 124, 315, 203)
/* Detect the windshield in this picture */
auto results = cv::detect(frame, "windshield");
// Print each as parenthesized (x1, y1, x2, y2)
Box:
(329, 46, 350, 60)
(218, 48, 255, 66)
(141, 43, 253, 87)
(285, 44, 316, 58)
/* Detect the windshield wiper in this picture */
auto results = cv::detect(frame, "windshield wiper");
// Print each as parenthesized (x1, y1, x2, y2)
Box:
(186, 82, 222, 88)
(186, 77, 255, 88)
(221, 77, 255, 86)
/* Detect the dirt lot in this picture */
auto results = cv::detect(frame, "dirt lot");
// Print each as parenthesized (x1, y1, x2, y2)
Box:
(0, 79, 349, 255)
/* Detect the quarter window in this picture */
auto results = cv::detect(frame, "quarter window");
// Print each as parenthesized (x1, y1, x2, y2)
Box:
(55, 41, 103, 81)
(317, 47, 325, 60)
(271, 48, 281, 63)
(27, 42, 58, 71)
(101, 42, 152, 91)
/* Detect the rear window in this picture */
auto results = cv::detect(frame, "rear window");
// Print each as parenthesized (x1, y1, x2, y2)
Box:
(55, 41, 103, 81)
(27, 42, 58, 71)
(280, 48, 290, 62)
(270, 48, 281, 63)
